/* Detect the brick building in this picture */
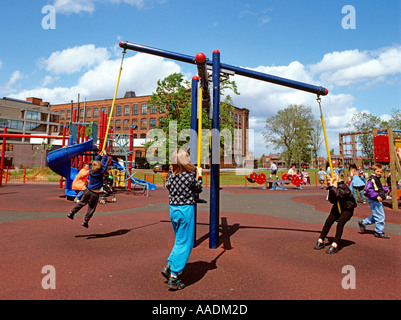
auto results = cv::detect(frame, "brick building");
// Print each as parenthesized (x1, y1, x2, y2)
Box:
(51, 91, 250, 165)
(0, 97, 61, 167)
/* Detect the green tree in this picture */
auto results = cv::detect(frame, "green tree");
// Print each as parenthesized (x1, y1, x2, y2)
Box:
(347, 112, 385, 163)
(263, 104, 314, 168)
(144, 72, 238, 164)
(310, 118, 323, 168)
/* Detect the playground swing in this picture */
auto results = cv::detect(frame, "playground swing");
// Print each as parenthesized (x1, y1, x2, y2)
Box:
(317, 95, 342, 214)
(101, 48, 126, 155)
(99, 48, 154, 196)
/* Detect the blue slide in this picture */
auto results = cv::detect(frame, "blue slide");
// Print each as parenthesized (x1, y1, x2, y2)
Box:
(46, 139, 95, 199)
(110, 160, 155, 191)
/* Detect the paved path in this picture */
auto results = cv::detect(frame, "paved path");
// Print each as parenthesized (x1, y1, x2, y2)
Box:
(0, 183, 400, 300)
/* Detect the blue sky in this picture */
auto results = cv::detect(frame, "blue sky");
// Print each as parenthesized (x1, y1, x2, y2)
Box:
(1, 0, 400, 157)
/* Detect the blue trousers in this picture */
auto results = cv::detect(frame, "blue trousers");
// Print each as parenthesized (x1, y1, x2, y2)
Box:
(362, 199, 385, 233)
(167, 204, 195, 275)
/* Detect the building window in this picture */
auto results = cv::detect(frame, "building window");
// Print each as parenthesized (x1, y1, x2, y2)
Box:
(132, 118, 138, 129)
(80, 109, 84, 119)
(67, 110, 71, 119)
(115, 120, 121, 130)
(123, 119, 129, 130)
(159, 104, 166, 113)
(141, 104, 147, 115)
(238, 115, 241, 125)
(150, 104, 157, 114)
(116, 105, 122, 116)
(132, 104, 138, 115)
(108, 106, 113, 116)
(124, 105, 130, 115)
(149, 118, 156, 129)
(26, 122, 40, 131)
(60, 110, 65, 120)
(93, 108, 99, 118)
(26, 111, 41, 120)
(140, 118, 147, 129)
(86, 108, 91, 118)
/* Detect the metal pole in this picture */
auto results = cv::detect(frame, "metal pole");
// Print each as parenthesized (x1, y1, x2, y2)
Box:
(128, 125, 133, 191)
(0, 126, 7, 187)
(120, 41, 328, 96)
(190, 76, 199, 248)
(190, 77, 199, 165)
(209, 49, 221, 249)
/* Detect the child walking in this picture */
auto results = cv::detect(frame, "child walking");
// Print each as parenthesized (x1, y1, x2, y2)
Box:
(67, 152, 109, 228)
(349, 163, 366, 204)
(314, 173, 357, 254)
(358, 163, 390, 239)
(318, 167, 326, 189)
(161, 149, 203, 290)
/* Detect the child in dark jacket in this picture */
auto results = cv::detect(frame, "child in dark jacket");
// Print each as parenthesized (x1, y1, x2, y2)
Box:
(161, 149, 202, 290)
(68, 152, 109, 228)
(314, 173, 357, 254)
(358, 163, 390, 239)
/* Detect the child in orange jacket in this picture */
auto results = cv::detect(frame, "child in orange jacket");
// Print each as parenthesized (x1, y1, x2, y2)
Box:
(72, 163, 90, 202)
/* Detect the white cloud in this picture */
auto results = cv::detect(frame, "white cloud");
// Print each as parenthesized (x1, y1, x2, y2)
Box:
(52, 0, 96, 14)
(41, 44, 110, 74)
(52, 0, 150, 14)
(9, 51, 180, 104)
(230, 60, 359, 157)
(0, 70, 24, 93)
(311, 45, 401, 87)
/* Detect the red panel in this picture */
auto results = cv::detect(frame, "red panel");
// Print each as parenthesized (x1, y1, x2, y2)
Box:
(373, 135, 390, 163)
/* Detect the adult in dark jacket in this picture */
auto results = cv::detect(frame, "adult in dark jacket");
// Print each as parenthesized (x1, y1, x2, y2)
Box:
(314, 173, 357, 254)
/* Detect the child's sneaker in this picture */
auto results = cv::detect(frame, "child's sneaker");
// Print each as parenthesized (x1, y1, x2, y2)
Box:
(358, 220, 366, 233)
(326, 245, 338, 254)
(67, 213, 74, 220)
(82, 221, 89, 228)
(168, 277, 185, 290)
(161, 265, 171, 281)
(314, 241, 325, 250)
(374, 232, 390, 239)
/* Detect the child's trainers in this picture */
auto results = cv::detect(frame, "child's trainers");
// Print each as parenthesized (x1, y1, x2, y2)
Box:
(168, 277, 185, 290)
(374, 232, 390, 239)
(161, 265, 171, 281)
(358, 220, 366, 233)
(67, 213, 74, 220)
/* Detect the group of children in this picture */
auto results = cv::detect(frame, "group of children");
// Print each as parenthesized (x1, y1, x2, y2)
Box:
(66, 149, 202, 291)
(65, 149, 392, 290)
(315, 162, 391, 255)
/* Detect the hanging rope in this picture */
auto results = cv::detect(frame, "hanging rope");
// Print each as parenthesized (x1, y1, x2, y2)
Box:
(101, 48, 126, 154)
(317, 95, 342, 214)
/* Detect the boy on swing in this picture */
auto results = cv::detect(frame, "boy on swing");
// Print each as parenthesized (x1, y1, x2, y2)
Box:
(68, 152, 109, 228)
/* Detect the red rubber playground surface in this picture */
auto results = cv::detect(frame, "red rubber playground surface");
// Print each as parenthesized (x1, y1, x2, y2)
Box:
(0, 183, 400, 300)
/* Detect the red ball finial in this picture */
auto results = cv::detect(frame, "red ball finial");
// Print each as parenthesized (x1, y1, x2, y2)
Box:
(195, 52, 206, 64)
